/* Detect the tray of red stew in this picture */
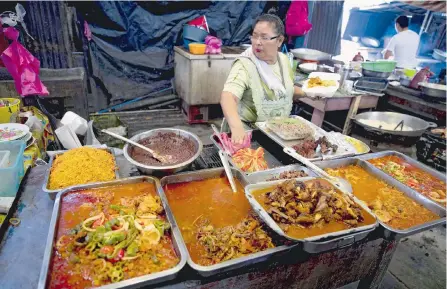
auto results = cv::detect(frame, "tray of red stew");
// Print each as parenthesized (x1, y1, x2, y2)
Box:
(358, 151, 446, 208)
(38, 177, 187, 289)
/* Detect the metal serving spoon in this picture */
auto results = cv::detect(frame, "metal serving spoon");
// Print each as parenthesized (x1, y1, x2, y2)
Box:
(102, 129, 173, 164)
(218, 150, 237, 193)
(283, 147, 353, 194)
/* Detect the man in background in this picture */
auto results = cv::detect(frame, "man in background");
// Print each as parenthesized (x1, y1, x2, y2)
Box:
(383, 15, 420, 68)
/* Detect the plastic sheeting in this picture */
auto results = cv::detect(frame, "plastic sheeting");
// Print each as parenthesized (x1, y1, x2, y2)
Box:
(75, 1, 267, 104)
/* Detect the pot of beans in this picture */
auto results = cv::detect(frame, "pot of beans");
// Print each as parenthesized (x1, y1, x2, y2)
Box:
(123, 128, 203, 174)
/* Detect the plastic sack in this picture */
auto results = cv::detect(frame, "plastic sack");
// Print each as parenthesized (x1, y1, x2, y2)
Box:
(217, 131, 252, 155)
(205, 35, 222, 54)
(0, 27, 49, 96)
(286, 1, 313, 36)
(188, 15, 209, 33)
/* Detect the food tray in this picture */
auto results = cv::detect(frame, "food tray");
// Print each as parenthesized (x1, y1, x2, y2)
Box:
(37, 176, 188, 289)
(256, 116, 356, 162)
(245, 177, 378, 253)
(159, 168, 292, 277)
(315, 157, 446, 240)
(354, 77, 388, 93)
(210, 134, 283, 174)
(42, 148, 120, 200)
(357, 151, 446, 211)
(245, 164, 317, 184)
(265, 118, 315, 141)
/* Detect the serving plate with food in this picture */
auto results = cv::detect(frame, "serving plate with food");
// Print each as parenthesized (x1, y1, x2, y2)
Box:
(302, 72, 340, 99)
(256, 116, 356, 162)
(38, 176, 187, 289)
(358, 151, 446, 208)
(42, 147, 119, 200)
(159, 168, 291, 277)
(316, 158, 446, 240)
(245, 164, 317, 184)
(245, 177, 378, 252)
(210, 131, 283, 174)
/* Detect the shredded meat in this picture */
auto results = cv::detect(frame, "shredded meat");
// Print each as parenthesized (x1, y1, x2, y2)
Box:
(267, 170, 308, 181)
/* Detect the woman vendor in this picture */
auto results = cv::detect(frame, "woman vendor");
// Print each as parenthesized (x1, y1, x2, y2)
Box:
(220, 14, 305, 144)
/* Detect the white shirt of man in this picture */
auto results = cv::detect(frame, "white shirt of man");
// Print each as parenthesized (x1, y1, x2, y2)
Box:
(384, 29, 420, 68)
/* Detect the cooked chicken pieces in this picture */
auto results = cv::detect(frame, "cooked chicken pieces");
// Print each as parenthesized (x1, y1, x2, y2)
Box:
(264, 180, 364, 231)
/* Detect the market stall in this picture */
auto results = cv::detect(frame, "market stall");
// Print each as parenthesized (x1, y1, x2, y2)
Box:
(0, 112, 445, 289)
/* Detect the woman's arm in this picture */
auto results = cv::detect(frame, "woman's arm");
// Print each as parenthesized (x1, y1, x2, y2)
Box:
(293, 85, 306, 102)
(220, 91, 246, 144)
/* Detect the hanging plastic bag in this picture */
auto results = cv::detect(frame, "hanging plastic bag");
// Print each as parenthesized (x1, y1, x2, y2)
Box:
(285, 1, 313, 36)
(1, 27, 49, 96)
(205, 35, 222, 54)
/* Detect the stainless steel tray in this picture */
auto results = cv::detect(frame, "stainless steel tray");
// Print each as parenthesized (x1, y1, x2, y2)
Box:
(245, 164, 317, 184)
(357, 150, 446, 210)
(315, 157, 446, 240)
(42, 148, 120, 200)
(256, 116, 356, 162)
(210, 134, 283, 174)
(159, 168, 292, 277)
(245, 177, 378, 253)
(38, 176, 187, 289)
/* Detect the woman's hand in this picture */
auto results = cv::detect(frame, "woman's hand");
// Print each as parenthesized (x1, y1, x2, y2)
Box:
(231, 125, 246, 145)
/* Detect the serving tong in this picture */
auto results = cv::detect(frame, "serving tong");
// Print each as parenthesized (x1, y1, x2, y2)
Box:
(283, 147, 353, 194)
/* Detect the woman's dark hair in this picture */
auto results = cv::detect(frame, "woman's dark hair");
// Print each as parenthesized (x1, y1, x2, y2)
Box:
(396, 15, 409, 28)
(253, 13, 285, 36)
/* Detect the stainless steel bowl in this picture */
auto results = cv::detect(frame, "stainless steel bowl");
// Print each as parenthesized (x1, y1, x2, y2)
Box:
(123, 128, 203, 175)
(362, 68, 391, 79)
(354, 111, 436, 137)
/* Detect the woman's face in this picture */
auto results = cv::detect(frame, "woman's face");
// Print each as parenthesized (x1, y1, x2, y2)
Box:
(251, 21, 283, 62)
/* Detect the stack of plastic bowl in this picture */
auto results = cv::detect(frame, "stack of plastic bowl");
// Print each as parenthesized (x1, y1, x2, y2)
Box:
(183, 25, 208, 50)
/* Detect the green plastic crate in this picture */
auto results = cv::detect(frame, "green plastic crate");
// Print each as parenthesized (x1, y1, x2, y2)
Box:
(361, 61, 397, 73)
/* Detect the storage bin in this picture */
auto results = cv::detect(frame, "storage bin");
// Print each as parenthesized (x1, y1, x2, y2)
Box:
(0, 150, 10, 168)
(361, 61, 397, 73)
(0, 140, 25, 197)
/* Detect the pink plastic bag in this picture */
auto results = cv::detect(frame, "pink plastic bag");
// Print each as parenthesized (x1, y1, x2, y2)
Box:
(205, 35, 222, 54)
(286, 1, 313, 36)
(216, 131, 252, 155)
(1, 27, 49, 96)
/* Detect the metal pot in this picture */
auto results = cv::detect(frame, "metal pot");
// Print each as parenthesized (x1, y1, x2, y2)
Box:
(123, 128, 203, 175)
(354, 111, 437, 138)
(362, 68, 391, 79)
(419, 82, 447, 99)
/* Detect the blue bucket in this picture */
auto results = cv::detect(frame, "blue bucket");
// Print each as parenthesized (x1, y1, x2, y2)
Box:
(183, 25, 208, 42)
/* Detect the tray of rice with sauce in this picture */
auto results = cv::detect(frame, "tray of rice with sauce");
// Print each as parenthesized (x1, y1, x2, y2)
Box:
(43, 147, 119, 200)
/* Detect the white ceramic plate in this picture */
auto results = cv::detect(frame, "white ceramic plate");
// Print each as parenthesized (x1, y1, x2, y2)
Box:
(0, 123, 30, 142)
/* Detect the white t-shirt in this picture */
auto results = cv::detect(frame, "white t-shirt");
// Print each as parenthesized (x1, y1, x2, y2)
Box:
(384, 30, 420, 68)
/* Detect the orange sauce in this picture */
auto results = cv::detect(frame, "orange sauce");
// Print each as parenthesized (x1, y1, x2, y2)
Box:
(251, 179, 376, 239)
(368, 155, 446, 206)
(48, 182, 179, 289)
(164, 177, 251, 265)
(326, 165, 440, 230)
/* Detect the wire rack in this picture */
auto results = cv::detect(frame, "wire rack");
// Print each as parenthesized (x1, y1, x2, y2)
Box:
(196, 144, 223, 169)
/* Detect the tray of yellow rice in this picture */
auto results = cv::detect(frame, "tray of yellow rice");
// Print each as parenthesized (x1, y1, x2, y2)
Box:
(42, 147, 119, 200)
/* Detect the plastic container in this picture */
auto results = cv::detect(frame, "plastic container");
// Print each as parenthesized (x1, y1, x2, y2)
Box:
(0, 98, 20, 124)
(188, 43, 206, 55)
(183, 25, 208, 42)
(0, 140, 25, 197)
(60, 111, 88, 135)
(0, 150, 10, 168)
(361, 61, 397, 73)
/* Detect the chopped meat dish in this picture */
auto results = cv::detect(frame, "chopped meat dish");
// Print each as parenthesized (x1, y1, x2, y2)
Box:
(263, 179, 365, 234)
(196, 216, 274, 264)
(267, 170, 308, 181)
(292, 136, 338, 158)
(267, 118, 314, 140)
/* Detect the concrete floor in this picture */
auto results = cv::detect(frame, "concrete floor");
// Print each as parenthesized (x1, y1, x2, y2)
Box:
(178, 122, 446, 289)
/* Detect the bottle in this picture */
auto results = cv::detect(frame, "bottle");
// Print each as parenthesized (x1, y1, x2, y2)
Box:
(352, 52, 364, 62)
